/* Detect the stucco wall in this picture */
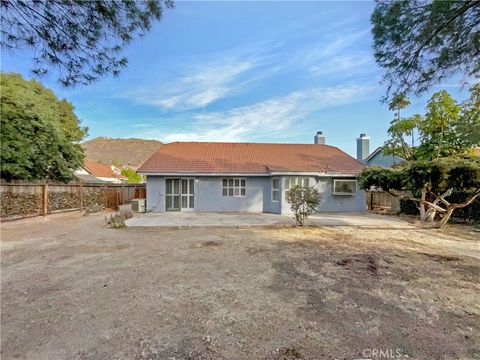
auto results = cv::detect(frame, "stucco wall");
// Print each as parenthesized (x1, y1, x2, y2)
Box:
(146, 176, 165, 212)
(262, 177, 282, 214)
(196, 177, 265, 212)
(145, 175, 365, 213)
(280, 176, 366, 214)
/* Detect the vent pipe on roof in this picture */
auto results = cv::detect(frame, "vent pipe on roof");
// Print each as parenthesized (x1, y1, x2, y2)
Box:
(356, 133, 370, 162)
(314, 131, 326, 145)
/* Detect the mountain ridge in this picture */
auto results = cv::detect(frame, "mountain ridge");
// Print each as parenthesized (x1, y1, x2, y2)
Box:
(82, 137, 162, 166)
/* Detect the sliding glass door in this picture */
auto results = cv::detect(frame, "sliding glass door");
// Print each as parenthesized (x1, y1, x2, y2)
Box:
(166, 178, 195, 211)
(181, 178, 195, 210)
(165, 179, 180, 211)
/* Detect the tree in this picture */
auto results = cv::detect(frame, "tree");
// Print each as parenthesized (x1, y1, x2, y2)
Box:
(0, 72, 87, 181)
(1, 0, 173, 87)
(121, 167, 142, 184)
(359, 157, 480, 228)
(383, 86, 480, 161)
(286, 185, 321, 226)
(388, 94, 411, 122)
(371, 0, 480, 100)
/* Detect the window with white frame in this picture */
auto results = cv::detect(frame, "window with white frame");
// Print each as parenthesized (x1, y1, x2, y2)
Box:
(284, 177, 309, 196)
(271, 177, 280, 201)
(222, 178, 246, 197)
(333, 179, 357, 195)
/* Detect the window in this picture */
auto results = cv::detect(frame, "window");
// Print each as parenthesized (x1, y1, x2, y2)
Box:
(284, 177, 309, 196)
(272, 177, 280, 202)
(333, 179, 357, 195)
(222, 178, 246, 197)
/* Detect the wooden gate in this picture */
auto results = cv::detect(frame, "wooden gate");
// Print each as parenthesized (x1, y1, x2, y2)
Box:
(366, 191, 400, 214)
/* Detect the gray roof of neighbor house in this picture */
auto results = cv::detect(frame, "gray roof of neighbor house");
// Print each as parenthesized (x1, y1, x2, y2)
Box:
(74, 174, 109, 183)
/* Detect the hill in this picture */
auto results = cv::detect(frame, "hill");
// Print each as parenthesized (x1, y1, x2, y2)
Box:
(82, 137, 162, 166)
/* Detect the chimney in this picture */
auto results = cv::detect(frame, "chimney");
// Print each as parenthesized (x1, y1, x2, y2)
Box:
(314, 131, 326, 145)
(356, 133, 370, 161)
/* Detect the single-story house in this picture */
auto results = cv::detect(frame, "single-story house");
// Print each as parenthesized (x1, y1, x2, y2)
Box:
(137, 136, 366, 214)
(75, 161, 127, 183)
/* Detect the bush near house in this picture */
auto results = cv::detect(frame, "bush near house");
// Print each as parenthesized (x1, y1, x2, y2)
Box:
(286, 185, 321, 226)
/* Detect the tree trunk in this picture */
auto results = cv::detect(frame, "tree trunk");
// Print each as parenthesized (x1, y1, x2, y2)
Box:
(438, 208, 455, 228)
(419, 187, 427, 221)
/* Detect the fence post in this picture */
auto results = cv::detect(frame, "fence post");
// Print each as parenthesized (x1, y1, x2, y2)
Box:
(43, 183, 48, 216)
(104, 185, 108, 209)
(79, 180, 84, 211)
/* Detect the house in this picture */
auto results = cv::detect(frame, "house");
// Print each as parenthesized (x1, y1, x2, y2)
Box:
(75, 161, 127, 183)
(355, 133, 404, 167)
(137, 132, 366, 214)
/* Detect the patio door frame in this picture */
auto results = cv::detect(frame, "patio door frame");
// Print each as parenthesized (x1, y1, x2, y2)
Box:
(165, 178, 195, 211)
(180, 178, 195, 211)
(165, 178, 181, 211)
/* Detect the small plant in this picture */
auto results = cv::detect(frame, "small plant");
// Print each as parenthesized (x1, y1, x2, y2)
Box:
(106, 210, 133, 229)
(473, 223, 480, 232)
(286, 185, 320, 226)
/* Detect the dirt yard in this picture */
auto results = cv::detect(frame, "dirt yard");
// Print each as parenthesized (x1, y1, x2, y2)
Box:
(1, 212, 479, 360)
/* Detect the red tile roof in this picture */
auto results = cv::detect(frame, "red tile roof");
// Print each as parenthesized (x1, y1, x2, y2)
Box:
(138, 142, 364, 175)
(84, 161, 127, 179)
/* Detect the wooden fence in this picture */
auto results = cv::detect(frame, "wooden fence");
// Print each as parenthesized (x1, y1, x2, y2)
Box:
(366, 190, 400, 214)
(0, 182, 146, 220)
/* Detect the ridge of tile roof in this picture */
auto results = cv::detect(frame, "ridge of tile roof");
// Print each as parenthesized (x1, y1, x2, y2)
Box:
(138, 142, 364, 175)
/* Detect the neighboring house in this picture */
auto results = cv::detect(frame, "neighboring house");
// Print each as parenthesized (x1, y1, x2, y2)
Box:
(75, 161, 127, 183)
(356, 133, 404, 167)
(138, 134, 366, 214)
(362, 147, 404, 167)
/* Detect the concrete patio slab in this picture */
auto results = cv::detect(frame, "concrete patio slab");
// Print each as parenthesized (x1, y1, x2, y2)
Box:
(126, 211, 415, 228)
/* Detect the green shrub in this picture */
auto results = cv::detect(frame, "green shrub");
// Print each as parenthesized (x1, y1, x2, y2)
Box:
(286, 185, 320, 226)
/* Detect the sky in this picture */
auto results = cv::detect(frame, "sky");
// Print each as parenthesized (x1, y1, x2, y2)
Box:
(1, 1, 471, 157)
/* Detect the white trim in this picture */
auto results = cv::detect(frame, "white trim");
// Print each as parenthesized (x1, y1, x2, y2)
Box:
(333, 179, 358, 195)
(140, 172, 359, 177)
(222, 178, 246, 197)
(271, 177, 280, 202)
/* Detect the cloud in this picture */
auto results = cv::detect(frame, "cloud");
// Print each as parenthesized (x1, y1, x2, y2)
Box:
(127, 43, 279, 111)
(310, 53, 374, 77)
(136, 83, 375, 143)
(147, 61, 254, 110)
(125, 27, 373, 112)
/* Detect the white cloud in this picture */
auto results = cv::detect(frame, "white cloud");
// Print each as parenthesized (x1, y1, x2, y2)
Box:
(150, 61, 253, 110)
(310, 53, 374, 77)
(137, 83, 375, 143)
(127, 42, 279, 111)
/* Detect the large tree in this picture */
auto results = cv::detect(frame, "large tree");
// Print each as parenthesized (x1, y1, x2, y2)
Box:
(371, 0, 480, 100)
(0, 72, 87, 181)
(359, 157, 480, 228)
(383, 86, 480, 161)
(1, 0, 173, 87)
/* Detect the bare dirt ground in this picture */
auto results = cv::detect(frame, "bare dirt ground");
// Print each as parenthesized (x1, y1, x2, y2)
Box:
(1, 212, 479, 360)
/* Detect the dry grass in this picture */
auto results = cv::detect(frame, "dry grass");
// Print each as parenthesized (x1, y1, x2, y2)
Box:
(1, 212, 479, 360)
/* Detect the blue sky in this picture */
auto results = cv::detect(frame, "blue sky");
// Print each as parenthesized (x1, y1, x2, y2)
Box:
(1, 1, 470, 156)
